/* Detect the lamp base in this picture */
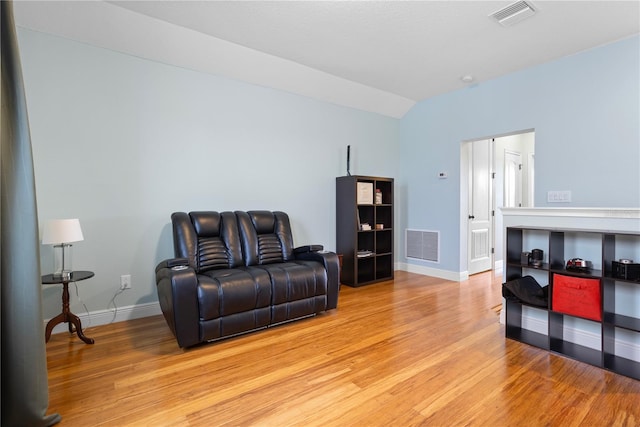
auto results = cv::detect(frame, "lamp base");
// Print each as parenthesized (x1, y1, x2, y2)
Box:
(53, 243, 73, 280)
(52, 270, 72, 280)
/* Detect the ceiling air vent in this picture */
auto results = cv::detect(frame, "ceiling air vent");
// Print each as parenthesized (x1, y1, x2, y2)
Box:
(491, 1, 536, 27)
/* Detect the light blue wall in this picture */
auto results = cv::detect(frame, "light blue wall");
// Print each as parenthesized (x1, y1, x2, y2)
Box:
(400, 35, 640, 274)
(17, 29, 399, 319)
(16, 27, 640, 319)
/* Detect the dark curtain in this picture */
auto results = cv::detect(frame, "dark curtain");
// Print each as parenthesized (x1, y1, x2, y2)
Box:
(1, 1, 61, 425)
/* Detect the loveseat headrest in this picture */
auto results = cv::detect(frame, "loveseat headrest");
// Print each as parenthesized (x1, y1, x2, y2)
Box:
(247, 210, 277, 234)
(189, 211, 222, 237)
(171, 211, 244, 272)
(236, 211, 295, 266)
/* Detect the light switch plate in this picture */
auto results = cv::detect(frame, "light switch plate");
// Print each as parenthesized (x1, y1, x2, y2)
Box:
(548, 190, 572, 203)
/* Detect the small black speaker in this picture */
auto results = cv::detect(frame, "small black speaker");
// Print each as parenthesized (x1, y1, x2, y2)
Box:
(613, 260, 640, 281)
(527, 248, 543, 267)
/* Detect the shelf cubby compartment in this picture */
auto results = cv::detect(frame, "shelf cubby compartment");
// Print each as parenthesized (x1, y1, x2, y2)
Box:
(357, 206, 374, 228)
(357, 256, 375, 283)
(375, 205, 393, 229)
(375, 230, 393, 254)
(357, 231, 374, 253)
(563, 230, 604, 270)
(603, 323, 640, 380)
(376, 180, 393, 205)
(375, 253, 393, 279)
(603, 279, 640, 328)
(505, 227, 551, 281)
(505, 299, 550, 350)
(549, 312, 603, 367)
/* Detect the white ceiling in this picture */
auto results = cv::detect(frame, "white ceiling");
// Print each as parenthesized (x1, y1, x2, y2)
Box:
(14, 1, 640, 118)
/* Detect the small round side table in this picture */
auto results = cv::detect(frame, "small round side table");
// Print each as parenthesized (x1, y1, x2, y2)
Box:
(42, 270, 95, 344)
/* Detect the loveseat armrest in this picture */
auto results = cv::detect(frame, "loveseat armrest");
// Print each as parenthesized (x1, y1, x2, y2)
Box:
(155, 257, 190, 273)
(294, 249, 339, 310)
(155, 258, 200, 348)
(293, 244, 323, 254)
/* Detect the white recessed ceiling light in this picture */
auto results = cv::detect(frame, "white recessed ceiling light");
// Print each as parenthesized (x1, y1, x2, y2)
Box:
(461, 75, 474, 83)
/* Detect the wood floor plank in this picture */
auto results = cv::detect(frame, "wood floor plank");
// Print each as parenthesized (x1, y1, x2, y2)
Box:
(44, 271, 640, 426)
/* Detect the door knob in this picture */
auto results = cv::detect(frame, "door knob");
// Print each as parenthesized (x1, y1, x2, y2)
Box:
(468, 215, 475, 219)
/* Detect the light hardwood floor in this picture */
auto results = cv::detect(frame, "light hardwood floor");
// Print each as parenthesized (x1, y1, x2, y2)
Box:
(45, 271, 640, 426)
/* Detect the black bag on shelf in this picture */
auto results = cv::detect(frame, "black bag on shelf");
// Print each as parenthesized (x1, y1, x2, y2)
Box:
(502, 275, 548, 307)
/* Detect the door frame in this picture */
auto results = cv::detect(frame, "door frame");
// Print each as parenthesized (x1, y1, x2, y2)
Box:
(460, 129, 535, 279)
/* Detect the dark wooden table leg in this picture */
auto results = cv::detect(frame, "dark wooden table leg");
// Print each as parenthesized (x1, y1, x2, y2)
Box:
(68, 312, 94, 344)
(45, 280, 94, 344)
(45, 312, 66, 343)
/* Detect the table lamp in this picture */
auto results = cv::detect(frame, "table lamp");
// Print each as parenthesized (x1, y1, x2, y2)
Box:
(42, 219, 84, 280)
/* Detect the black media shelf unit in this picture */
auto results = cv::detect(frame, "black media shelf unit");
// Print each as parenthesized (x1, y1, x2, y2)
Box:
(505, 226, 640, 380)
(336, 175, 394, 287)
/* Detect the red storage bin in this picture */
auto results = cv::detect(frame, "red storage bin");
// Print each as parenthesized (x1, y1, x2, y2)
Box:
(552, 274, 601, 321)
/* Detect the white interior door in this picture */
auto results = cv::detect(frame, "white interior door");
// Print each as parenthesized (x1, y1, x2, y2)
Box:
(468, 139, 493, 275)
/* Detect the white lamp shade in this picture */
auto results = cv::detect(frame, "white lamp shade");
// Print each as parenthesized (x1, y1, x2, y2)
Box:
(42, 219, 84, 245)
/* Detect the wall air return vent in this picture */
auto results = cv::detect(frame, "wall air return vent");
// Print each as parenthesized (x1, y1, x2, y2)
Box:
(490, 1, 536, 27)
(406, 229, 439, 263)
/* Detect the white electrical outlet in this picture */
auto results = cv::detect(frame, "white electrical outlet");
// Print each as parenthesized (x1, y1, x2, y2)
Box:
(120, 274, 131, 290)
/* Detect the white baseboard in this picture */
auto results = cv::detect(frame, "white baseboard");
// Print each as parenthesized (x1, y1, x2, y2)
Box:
(494, 260, 503, 277)
(46, 302, 162, 336)
(396, 262, 466, 282)
(396, 262, 504, 282)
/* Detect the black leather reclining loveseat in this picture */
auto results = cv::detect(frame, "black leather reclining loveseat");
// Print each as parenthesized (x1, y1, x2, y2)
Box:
(155, 210, 340, 348)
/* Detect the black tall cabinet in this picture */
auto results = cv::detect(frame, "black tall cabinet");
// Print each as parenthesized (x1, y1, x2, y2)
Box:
(336, 175, 394, 287)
